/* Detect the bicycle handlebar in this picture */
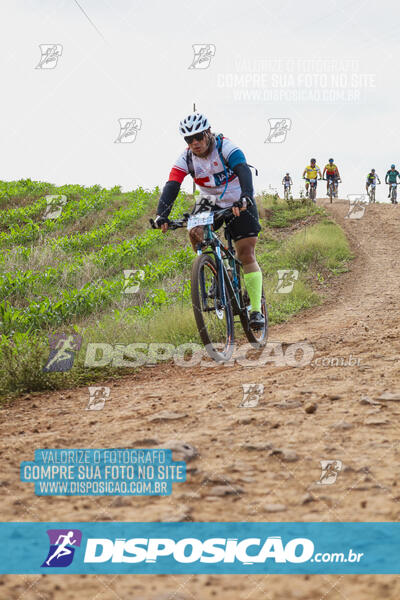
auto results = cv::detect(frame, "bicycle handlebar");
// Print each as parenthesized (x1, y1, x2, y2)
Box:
(149, 216, 187, 230)
(149, 206, 242, 231)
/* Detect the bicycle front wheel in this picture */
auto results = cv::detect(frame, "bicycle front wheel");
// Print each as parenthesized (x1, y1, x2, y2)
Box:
(191, 253, 234, 362)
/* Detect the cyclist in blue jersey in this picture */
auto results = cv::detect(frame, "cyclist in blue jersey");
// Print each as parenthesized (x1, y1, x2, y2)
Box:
(385, 164, 400, 197)
(154, 112, 264, 330)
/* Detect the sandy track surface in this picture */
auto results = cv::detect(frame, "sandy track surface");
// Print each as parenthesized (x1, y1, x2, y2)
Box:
(2, 199, 400, 599)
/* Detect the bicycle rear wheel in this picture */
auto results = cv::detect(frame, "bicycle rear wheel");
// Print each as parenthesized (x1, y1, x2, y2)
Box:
(240, 287, 268, 347)
(234, 266, 268, 347)
(191, 253, 234, 362)
(370, 187, 375, 203)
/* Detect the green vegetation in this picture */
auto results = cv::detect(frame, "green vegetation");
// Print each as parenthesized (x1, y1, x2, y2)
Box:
(0, 184, 352, 400)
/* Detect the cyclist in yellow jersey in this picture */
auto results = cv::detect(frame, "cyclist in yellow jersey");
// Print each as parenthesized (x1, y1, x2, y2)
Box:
(302, 158, 322, 197)
(323, 158, 341, 196)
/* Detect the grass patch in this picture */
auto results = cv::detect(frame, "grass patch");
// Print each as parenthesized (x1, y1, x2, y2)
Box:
(283, 219, 353, 271)
(0, 187, 353, 401)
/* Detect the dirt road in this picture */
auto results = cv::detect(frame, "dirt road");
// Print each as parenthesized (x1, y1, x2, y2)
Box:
(2, 200, 400, 599)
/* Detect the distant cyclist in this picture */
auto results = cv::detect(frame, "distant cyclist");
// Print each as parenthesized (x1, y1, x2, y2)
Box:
(385, 164, 400, 197)
(154, 111, 264, 330)
(302, 158, 322, 196)
(323, 159, 341, 196)
(282, 173, 292, 197)
(282, 173, 292, 187)
(366, 169, 380, 194)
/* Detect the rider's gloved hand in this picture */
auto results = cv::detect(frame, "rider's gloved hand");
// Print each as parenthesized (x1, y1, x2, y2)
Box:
(232, 195, 253, 216)
(154, 215, 169, 233)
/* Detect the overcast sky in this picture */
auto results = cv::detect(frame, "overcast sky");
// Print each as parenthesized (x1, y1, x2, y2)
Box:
(1, 0, 399, 202)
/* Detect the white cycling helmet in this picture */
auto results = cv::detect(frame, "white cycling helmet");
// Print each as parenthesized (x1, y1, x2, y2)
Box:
(179, 112, 210, 136)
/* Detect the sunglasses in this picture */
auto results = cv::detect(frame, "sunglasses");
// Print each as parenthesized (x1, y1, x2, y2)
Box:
(184, 131, 206, 144)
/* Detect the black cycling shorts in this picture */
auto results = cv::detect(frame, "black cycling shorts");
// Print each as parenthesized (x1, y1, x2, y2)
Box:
(212, 200, 262, 242)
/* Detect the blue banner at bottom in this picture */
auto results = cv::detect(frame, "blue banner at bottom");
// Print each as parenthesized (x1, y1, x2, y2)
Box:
(0, 522, 398, 574)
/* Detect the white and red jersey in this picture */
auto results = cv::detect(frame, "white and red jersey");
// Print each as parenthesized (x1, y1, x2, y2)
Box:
(168, 136, 246, 208)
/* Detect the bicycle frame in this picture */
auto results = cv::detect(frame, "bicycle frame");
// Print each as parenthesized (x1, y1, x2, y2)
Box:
(308, 179, 317, 197)
(150, 204, 249, 317)
(197, 218, 244, 316)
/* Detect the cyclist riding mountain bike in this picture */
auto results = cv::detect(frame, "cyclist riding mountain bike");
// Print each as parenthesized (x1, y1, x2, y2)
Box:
(302, 158, 321, 197)
(282, 173, 292, 187)
(154, 111, 264, 330)
(366, 169, 380, 193)
(323, 158, 341, 196)
(282, 173, 292, 199)
(385, 164, 400, 197)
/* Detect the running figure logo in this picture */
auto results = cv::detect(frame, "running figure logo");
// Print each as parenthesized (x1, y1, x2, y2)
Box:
(42, 333, 82, 373)
(188, 44, 216, 69)
(265, 118, 291, 143)
(317, 460, 342, 485)
(35, 44, 63, 69)
(41, 529, 82, 568)
(114, 118, 142, 143)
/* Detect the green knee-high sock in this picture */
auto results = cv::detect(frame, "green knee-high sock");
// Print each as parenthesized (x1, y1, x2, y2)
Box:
(243, 271, 262, 313)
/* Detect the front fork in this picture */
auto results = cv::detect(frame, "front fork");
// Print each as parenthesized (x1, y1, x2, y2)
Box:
(196, 230, 240, 311)
(196, 235, 228, 310)
(215, 244, 227, 308)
